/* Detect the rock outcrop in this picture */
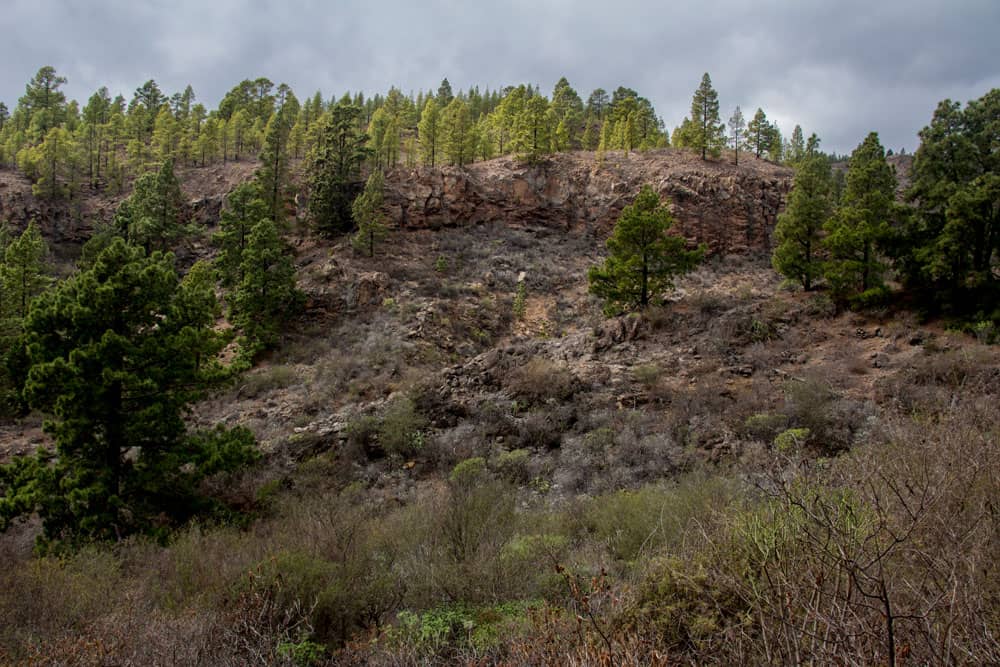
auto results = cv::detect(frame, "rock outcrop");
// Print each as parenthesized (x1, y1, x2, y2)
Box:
(382, 149, 794, 254)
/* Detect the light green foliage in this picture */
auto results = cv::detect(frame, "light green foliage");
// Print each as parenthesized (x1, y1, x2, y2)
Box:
(19, 66, 68, 139)
(351, 170, 388, 257)
(728, 105, 746, 165)
(774, 428, 811, 452)
(512, 281, 527, 320)
(232, 217, 303, 350)
(584, 476, 738, 563)
(257, 95, 297, 223)
(788, 124, 805, 164)
(772, 147, 833, 290)
(442, 97, 475, 166)
(823, 132, 897, 301)
(1, 221, 51, 323)
(152, 106, 180, 162)
(307, 103, 371, 235)
(418, 98, 442, 166)
(17, 126, 76, 199)
(588, 185, 704, 314)
(378, 396, 427, 458)
(0, 239, 257, 547)
(494, 448, 531, 483)
(513, 95, 552, 162)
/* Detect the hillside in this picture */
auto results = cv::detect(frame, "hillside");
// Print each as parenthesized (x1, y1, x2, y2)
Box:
(2, 150, 998, 666)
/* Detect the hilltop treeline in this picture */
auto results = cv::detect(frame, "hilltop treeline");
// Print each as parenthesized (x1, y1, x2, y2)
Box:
(1, 67, 830, 201)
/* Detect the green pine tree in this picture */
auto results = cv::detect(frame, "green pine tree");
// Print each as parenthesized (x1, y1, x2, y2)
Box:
(306, 103, 371, 235)
(116, 159, 186, 252)
(418, 99, 442, 166)
(256, 100, 296, 224)
(1, 221, 51, 322)
(689, 73, 726, 160)
(746, 108, 770, 158)
(215, 181, 268, 287)
(351, 171, 389, 257)
(897, 90, 1000, 317)
(231, 218, 302, 349)
(823, 132, 897, 301)
(0, 239, 257, 548)
(588, 185, 704, 314)
(772, 151, 833, 290)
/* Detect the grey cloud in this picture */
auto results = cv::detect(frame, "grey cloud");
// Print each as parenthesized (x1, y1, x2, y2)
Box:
(2, 0, 998, 154)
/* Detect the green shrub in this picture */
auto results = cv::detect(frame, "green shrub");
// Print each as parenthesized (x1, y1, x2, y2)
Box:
(849, 285, 892, 311)
(495, 448, 531, 483)
(774, 427, 811, 453)
(742, 412, 790, 441)
(378, 396, 427, 458)
(584, 476, 738, 564)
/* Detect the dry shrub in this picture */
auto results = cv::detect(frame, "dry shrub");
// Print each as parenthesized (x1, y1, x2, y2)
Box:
(876, 346, 999, 412)
(239, 363, 301, 398)
(516, 406, 574, 450)
(0, 547, 123, 657)
(782, 375, 869, 453)
(504, 357, 577, 404)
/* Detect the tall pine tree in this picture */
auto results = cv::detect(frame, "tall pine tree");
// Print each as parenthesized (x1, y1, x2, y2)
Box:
(823, 132, 897, 300)
(688, 73, 726, 160)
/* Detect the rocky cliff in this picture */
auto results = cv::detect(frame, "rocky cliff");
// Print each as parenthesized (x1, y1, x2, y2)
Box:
(1, 150, 793, 260)
(382, 149, 794, 254)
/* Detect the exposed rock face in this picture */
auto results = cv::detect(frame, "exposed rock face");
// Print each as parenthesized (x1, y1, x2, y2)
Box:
(382, 149, 794, 254)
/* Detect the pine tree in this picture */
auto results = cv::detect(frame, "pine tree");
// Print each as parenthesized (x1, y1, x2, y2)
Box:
(897, 90, 1000, 315)
(728, 106, 746, 165)
(513, 95, 552, 161)
(18, 127, 74, 199)
(442, 97, 474, 166)
(1, 239, 257, 547)
(351, 171, 389, 257)
(418, 99, 442, 166)
(788, 125, 806, 164)
(307, 103, 371, 235)
(823, 132, 897, 300)
(18, 66, 68, 138)
(257, 101, 296, 224)
(688, 73, 726, 160)
(588, 185, 704, 314)
(232, 218, 302, 349)
(746, 108, 770, 158)
(772, 150, 833, 290)
(116, 159, 186, 252)
(215, 182, 268, 286)
(1, 221, 51, 322)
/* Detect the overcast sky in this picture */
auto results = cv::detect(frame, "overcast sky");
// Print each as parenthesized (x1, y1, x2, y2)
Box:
(2, 0, 998, 154)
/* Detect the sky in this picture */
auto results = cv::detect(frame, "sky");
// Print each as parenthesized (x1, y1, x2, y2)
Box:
(1, 0, 998, 155)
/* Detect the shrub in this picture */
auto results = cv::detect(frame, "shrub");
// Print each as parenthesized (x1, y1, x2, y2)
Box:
(378, 396, 427, 458)
(774, 427, 811, 453)
(632, 363, 662, 388)
(742, 412, 790, 442)
(505, 357, 576, 404)
(494, 448, 531, 484)
(584, 476, 738, 565)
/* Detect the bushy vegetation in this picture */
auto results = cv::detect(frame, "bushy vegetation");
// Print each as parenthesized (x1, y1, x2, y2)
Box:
(0, 64, 997, 666)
